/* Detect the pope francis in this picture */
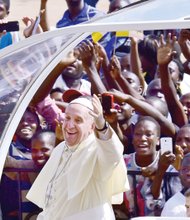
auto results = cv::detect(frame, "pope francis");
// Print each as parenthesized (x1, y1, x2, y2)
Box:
(26, 94, 129, 220)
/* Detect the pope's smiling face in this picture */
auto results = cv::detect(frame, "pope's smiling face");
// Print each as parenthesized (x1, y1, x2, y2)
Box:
(63, 103, 94, 147)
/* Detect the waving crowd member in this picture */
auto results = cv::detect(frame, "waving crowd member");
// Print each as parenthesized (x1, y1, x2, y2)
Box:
(0, 0, 19, 49)
(40, 0, 105, 31)
(161, 153, 190, 217)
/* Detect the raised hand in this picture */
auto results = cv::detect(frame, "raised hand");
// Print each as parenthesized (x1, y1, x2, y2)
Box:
(158, 151, 176, 172)
(22, 16, 43, 38)
(110, 55, 122, 79)
(109, 89, 129, 104)
(172, 145, 184, 171)
(77, 40, 97, 70)
(156, 33, 177, 66)
(55, 119, 64, 142)
(89, 94, 105, 130)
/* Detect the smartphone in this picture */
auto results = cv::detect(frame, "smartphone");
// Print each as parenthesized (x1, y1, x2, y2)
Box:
(0, 21, 19, 32)
(101, 93, 114, 114)
(32, 10, 45, 35)
(160, 137, 173, 154)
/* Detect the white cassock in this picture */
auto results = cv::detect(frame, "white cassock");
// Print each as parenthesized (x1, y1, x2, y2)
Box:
(26, 128, 129, 220)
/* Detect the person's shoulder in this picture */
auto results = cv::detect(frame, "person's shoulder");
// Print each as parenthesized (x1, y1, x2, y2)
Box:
(161, 191, 185, 216)
(56, 10, 70, 28)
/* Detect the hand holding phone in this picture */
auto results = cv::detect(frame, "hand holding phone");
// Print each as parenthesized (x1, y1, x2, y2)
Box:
(0, 21, 19, 32)
(101, 93, 114, 114)
(160, 137, 173, 154)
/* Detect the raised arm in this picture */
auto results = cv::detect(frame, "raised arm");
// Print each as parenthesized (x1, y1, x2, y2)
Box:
(130, 37, 145, 93)
(31, 51, 76, 105)
(110, 89, 176, 137)
(156, 34, 188, 127)
(110, 55, 144, 100)
(151, 151, 176, 199)
(39, 0, 49, 32)
(78, 40, 107, 95)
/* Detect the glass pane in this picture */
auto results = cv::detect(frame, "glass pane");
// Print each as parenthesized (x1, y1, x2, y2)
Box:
(0, 32, 75, 141)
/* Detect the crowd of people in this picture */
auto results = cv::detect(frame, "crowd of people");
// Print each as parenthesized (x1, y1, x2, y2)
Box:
(1, 0, 190, 219)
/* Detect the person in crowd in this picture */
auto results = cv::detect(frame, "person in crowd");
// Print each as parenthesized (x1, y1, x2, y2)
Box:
(50, 87, 64, 102)
(0, 0, 19, 49)
(22, 129, 56, 219)
(27, 94, 129, 219)
(78, 40, 177, 153)
(32, 54, 91, 130)
(175, 124, 190, 156)
(31, 129, 56, 170)
(156, 33, 188, 128)
(138, 34, 158, 84)
(49, 87, 68, 111)
(123, 116, 181, 217)
(180, 92, 190, 123)
(0, 108, 42, 220)
(161, 152, 190, 217)
(53, 57, 91, 95)
(40, 0, 105, 31)
(178, 29, 190, 62)
(2, 129, 57, 220)
(109, 55, 143, 99)
(9, 108, 41, 160)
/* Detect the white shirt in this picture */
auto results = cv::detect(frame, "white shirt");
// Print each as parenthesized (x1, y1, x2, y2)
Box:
(53, 76, 91, 95)
(161, 191, 186, 217)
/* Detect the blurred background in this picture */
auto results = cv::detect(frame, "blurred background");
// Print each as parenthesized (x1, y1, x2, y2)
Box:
(8, 0, 109, 35)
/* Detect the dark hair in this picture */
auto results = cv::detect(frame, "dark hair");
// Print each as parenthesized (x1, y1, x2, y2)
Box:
(138, 35, 158, 65)
(50, 87, 64, 95)
(146, 96, 169, 117)
(0, 0, 10, 11)
(25, 107, 41, 130)
(32, 129, 56, 142)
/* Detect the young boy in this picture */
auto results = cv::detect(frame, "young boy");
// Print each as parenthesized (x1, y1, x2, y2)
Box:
(0, 0, 19, 49)
(31, 130, 56, 169)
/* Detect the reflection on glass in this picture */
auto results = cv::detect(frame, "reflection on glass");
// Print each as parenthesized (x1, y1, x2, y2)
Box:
(0, 33, 74, 140)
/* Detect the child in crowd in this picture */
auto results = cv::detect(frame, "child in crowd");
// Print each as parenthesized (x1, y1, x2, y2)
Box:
(0, 0, 20, 49)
